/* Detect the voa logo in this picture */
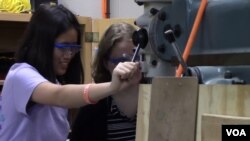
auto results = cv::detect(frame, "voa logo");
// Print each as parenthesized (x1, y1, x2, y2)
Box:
(226, 129, 246, 136)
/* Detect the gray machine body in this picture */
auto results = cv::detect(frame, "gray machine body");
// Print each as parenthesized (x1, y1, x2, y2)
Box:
(134, 0, 250, 84)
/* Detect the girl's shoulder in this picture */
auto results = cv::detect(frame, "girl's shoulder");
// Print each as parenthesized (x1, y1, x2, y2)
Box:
(6, 63, 45, 83)
(10, 63, 35, 71)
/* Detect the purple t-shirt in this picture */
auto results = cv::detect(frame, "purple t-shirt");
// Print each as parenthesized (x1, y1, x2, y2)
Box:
(0, 63, 70, 141)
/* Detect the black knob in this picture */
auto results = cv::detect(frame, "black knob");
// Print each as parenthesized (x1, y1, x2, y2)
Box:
(150, 8, 159, 15)
(132, 28, 148, 49)
(135, 0, 144, 6)
(151, 60, 157, 66)
(164, 30, 176, 43)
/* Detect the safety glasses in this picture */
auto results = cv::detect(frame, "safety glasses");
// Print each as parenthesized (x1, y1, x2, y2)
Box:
(55, 43, 81, 55)
(109, 53, 140, 65)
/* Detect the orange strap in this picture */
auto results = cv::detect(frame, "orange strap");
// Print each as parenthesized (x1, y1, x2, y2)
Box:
(176, 0, 208, 77)
(83, 84, 97, 104)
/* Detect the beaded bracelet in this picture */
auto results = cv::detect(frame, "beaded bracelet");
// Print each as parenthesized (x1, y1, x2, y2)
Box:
(83, 84, 97, 104)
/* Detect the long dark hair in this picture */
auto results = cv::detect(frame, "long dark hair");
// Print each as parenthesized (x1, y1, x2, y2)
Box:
(16, 4, 83, 84)
(92, 23, 135, 83)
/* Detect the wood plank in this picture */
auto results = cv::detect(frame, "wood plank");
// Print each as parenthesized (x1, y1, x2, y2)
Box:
(0, 13, 31, 22)
(136, 77, 199, 141)
(201, 114, 250, 141)
(0, 12, 91, 25)
(149, 77, 198, 141)
(136, 82, 250, 141)
(77, 16, 92, 25)
(80, 17, 92, 83)
(196, 85, 250, 141)
(136, 84, 152, 141)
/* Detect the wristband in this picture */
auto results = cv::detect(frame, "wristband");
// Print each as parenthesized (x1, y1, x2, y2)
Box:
(83, 84, 97, 104)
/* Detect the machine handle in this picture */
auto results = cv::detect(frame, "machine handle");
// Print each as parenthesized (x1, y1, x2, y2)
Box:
(165, 30, 188, 74)
(176, 0, 208, 77)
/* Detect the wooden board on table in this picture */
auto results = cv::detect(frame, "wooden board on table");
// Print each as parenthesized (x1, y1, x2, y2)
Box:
(136, 77, 199, 141)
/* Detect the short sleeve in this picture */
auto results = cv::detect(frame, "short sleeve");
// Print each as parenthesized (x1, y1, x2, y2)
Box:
(10, 64, 48, 114)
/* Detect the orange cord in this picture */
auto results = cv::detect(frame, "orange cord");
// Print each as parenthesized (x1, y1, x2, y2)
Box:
(176, 0, 208, 77)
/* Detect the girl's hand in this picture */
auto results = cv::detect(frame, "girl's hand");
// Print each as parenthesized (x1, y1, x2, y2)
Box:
(110, 62, 141, 93)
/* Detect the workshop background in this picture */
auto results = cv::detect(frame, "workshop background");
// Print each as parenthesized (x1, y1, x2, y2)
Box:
(1, 1, 250, 141)
(0, 0, 143, 136)
(58, 0, 143, 18)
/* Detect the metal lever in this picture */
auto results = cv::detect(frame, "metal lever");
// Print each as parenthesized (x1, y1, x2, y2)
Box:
(131, 44, 140, 62)
(164, 30, 188, 73)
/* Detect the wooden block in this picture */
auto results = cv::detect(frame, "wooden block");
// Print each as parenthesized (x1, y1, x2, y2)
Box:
(136, 84, 152, 141)
(136, 77, 199, 141)
(136, 81, 250, 141)
(196, 85, 250, 141)
(201, 114, 250, 141)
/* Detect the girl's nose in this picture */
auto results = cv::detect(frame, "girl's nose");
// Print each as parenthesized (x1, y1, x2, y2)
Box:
(63, 49, 74, 58)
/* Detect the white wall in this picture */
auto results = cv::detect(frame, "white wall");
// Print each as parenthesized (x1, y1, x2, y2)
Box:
(58, 0, 143, 18)
(58, 0, 102, 18)
(110, 0, 143, 18)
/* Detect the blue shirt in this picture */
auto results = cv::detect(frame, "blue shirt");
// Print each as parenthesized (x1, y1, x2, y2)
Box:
(0, 63, 70, 141)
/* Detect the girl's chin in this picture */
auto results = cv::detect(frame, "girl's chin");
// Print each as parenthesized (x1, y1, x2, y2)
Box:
(56, 69, 67, 76)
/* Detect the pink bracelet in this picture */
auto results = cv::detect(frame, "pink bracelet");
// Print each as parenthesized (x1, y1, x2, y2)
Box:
(83, 84, 97, 104)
